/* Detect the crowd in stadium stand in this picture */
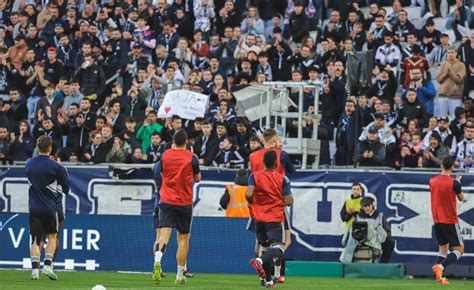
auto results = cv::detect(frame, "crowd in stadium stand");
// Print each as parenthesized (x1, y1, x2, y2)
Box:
(0, 0, 473, 169)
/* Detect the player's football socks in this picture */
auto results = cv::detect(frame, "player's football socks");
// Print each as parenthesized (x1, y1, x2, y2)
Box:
(31, 269, 39, 280)
(432, 264, 444, 282)
(152, 261, 161, 284)
(41, 265, 58, 280)
(175, 277, 186, 285)
(250, 258, 266, 280)
(438, 277, 449, 285)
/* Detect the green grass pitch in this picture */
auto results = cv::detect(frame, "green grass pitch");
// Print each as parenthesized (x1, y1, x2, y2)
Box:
(1, 269, 474, 289)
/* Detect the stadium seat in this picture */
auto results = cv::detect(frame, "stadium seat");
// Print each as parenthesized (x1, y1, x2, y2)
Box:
(433, 17, 446, 31)
(405, 6, 422, 19)
(382, 7, 393, 17)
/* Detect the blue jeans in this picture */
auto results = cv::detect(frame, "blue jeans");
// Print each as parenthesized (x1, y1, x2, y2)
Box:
(27, 96, 40, 125)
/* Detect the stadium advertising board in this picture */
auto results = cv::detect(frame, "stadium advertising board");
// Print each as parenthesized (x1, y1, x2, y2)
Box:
(1, 167, 473, 273)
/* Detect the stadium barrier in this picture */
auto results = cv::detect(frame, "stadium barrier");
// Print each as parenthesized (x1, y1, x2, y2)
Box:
(1, 166, 473, 274)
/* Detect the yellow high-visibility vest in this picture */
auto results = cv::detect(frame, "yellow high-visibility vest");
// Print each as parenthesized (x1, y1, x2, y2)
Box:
(225, 184, 250, 218)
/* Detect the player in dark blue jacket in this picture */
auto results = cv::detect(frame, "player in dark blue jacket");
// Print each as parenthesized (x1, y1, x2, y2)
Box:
(25, 136, 69, 281)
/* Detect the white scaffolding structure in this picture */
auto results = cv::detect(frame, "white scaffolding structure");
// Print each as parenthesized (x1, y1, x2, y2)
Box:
(262, 81, 322, 169)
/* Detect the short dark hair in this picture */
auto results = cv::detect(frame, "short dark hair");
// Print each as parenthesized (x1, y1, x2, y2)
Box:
(352, 182, 362, 190)
(173, 129, 188, 147)
(37, 136, 52, 154)
(441, 156, 454, 170)
(262, 128, 277, 143)
(263, 150, 277, 169)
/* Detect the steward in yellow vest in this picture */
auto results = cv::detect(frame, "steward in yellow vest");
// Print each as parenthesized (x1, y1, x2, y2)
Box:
(340, 183, 363, 233)
(219, 169, 250, 218)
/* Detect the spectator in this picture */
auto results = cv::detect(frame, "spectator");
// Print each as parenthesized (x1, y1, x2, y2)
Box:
(136, 110, 164, 153)
(125, 147, 149, 164)
(8, 120, 35, 162)
(374, 32, 401, 74)
(423, 116, 458, 156)
(355, 125, 386, 167)
(436, 47, 466, 118)
(216, 1, 240, 37)
(83, 132, 108, 163)
(402, 67, 436, 117)
(450, 107, 467, 142)
(212, 136, 245, 168)
(288, 1, 309, 44)
(427, 33, 450, 68)
(146, 132, 166, 163)
(74, 53, 106, 105)
(32, 117, 62, 147)
(194, 120, 219, 166)
(403, 89, 429, 128)
(400, 45, 430, 88)
(0, 126, 10, 164)
(368, 65, 398, 106)
(455, 123, 474, 169)
(392, 9, 416, 44)
(367, 15, 389, 50)
(106, 136, 129, 163)
(323, 10, 346, 43)
(6, 88, 28, 126)
(422, 131, 450, 168)
(419, 18, 441, 55)
(335, 99, 360, 165)
(446, 0, 473, 41)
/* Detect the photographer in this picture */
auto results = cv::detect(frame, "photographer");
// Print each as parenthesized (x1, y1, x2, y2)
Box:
(340, 197, 393, 263)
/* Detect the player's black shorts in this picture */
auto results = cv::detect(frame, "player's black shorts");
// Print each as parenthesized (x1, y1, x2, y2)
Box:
(158, 202, 193, 234)
(247, 208, 291, 232)
(29, 212, 59, 237)
(153, 206, 160, 229)
(434, 223, 464, 247)
(255, 221, 285, 248)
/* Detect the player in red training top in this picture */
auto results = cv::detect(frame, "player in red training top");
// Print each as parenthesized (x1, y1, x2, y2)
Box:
(152, 129, 201, 285)
(249, 128, 295, 174)
(430, 157, 465, 285)
(246, 150, 293, 288)
(248, 128, 294, 283)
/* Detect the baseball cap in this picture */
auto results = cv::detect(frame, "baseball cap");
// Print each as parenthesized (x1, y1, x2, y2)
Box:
(368, 125, 378, 134)
(437, 116, 449, 122)
(47, 47, 57, 53)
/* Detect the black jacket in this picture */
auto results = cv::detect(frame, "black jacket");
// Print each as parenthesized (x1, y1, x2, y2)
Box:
(289, 12, 309, 43)
(194, 133, 220, 166)
(74, 62, 106, 98)
(8, 133, 35, 161)
(354, 139, 386, 166)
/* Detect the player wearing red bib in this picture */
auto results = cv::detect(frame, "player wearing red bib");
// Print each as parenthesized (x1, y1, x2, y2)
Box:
(248, 129, 295, 283)
(246, 150, 293, 288)
(152, 129, 201, 285)
(430, 157, 465, 285)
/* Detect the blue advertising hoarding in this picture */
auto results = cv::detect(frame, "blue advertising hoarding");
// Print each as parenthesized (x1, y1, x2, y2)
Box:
(1, 167, 473, 273)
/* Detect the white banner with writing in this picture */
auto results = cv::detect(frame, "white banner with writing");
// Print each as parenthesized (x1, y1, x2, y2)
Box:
(157, 90, 209, 120)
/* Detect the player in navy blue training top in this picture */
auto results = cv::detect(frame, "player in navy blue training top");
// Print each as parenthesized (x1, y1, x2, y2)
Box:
(25, 136, 70, 281)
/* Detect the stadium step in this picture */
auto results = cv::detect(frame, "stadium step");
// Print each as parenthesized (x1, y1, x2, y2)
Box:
(286, 261, 405, 279)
